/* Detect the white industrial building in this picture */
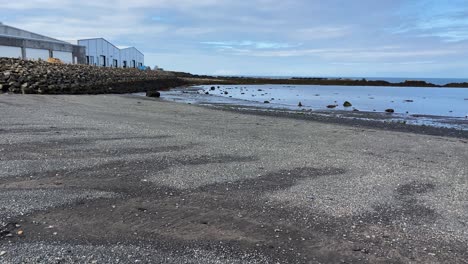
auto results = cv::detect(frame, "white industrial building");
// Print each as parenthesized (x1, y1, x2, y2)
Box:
(120, 47, 144, 68)
(78, 38, 144, 68)
(0, 23, 145, 68)
(0, 22, 86, 64)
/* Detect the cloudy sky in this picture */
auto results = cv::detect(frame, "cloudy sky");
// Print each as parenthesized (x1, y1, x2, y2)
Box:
(2, 0, 468, 78)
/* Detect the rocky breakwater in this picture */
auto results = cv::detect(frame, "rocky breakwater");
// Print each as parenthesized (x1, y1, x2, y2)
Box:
(0, 57, 189, 94)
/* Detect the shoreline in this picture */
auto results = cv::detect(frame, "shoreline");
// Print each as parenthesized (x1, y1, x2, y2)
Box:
(205, 103, 468, 139)
(141, 86, 468, 138)
(2, 57, 468, 96)
(179, 74, 468, 88)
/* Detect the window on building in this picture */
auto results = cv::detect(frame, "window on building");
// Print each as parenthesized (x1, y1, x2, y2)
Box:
(113, 59, 118, 67)
(123, 61, 127, 68)
(132, 60, 136, 68)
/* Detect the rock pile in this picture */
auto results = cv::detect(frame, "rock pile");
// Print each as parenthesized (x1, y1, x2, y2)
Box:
(0, 57, 188, 94)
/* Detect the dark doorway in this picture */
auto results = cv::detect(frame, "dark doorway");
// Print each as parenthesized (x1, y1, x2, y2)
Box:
(100, 55, 106, 67)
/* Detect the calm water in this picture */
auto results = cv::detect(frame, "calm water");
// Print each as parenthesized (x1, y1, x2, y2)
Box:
(140, 84, 468, 130)
(362, 77, 468, 86)
(198, 85, 467, 118)
(225, 76, 468, 86)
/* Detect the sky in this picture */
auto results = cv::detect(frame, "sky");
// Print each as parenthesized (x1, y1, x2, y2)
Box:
(1, 0, 468, 78)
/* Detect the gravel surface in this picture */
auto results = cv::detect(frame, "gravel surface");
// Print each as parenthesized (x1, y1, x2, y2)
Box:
(0, 94, 467, 263)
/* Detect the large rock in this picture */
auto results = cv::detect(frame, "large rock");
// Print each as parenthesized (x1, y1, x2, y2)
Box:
(146, 91, 161, 98)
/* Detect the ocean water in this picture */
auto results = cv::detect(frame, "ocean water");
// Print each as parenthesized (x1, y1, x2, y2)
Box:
(352, 77, 468, 86)
(226, 76, 468, 86)
(150, 84, 468, 130)
(198, 85, 467, 118)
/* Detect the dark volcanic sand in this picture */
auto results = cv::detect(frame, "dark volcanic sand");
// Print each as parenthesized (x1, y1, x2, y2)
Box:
(0, 94, 467, 263)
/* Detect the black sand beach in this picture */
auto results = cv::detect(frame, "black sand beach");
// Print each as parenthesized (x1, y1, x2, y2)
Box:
(1, 94, 467, 263)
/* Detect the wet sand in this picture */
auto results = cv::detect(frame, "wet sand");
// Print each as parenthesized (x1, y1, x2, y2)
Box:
(0, 94, 467, 263)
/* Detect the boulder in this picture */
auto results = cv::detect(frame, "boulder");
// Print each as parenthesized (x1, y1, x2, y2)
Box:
(327, 105, 337, 109)
(264, 101, 270, 104)
(385, 109, 395, 113)
(343, 101, 352, 107)
(298, 102, 303, 107)
(146, 91, 161, 98)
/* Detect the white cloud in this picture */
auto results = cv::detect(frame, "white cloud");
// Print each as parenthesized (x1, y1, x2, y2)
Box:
(295, 26, 350, 39)
(174, 27, 217, 36)
(202, 41, 301, 50)
(7, 14, 168, 41)
(227, 47, 460, 61)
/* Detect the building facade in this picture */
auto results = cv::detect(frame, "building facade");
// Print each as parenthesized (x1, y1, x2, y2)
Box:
(78, 38, 144, 68)
(0, 22, 86, 64)
(120, 47, 144, 68)
(0, 23, 145, 68)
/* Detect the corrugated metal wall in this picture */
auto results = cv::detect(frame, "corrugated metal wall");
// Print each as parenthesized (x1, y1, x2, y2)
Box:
(53, 51, 73, 63)
(0, 45, 22, 58)
(78, 38, 144, 68)
(25, 48, 49, 61)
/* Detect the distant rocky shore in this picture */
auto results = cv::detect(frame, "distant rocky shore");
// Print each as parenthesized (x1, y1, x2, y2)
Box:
(176, 73, 468, 88)
(1, 57, 468, 96)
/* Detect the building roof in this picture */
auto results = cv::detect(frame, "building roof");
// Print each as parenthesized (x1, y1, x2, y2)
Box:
(78, 38, 143, 56)
(78, 38, 121, 50)
(0, 23, 70, 44)
(120, 46, 144, 56)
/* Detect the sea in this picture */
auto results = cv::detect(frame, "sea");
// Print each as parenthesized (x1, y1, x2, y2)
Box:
(220, 76, 468, 86)
(148, 84, 468, 130)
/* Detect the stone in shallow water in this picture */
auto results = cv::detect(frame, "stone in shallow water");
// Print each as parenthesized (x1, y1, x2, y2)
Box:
(146, 91, 161, 98)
